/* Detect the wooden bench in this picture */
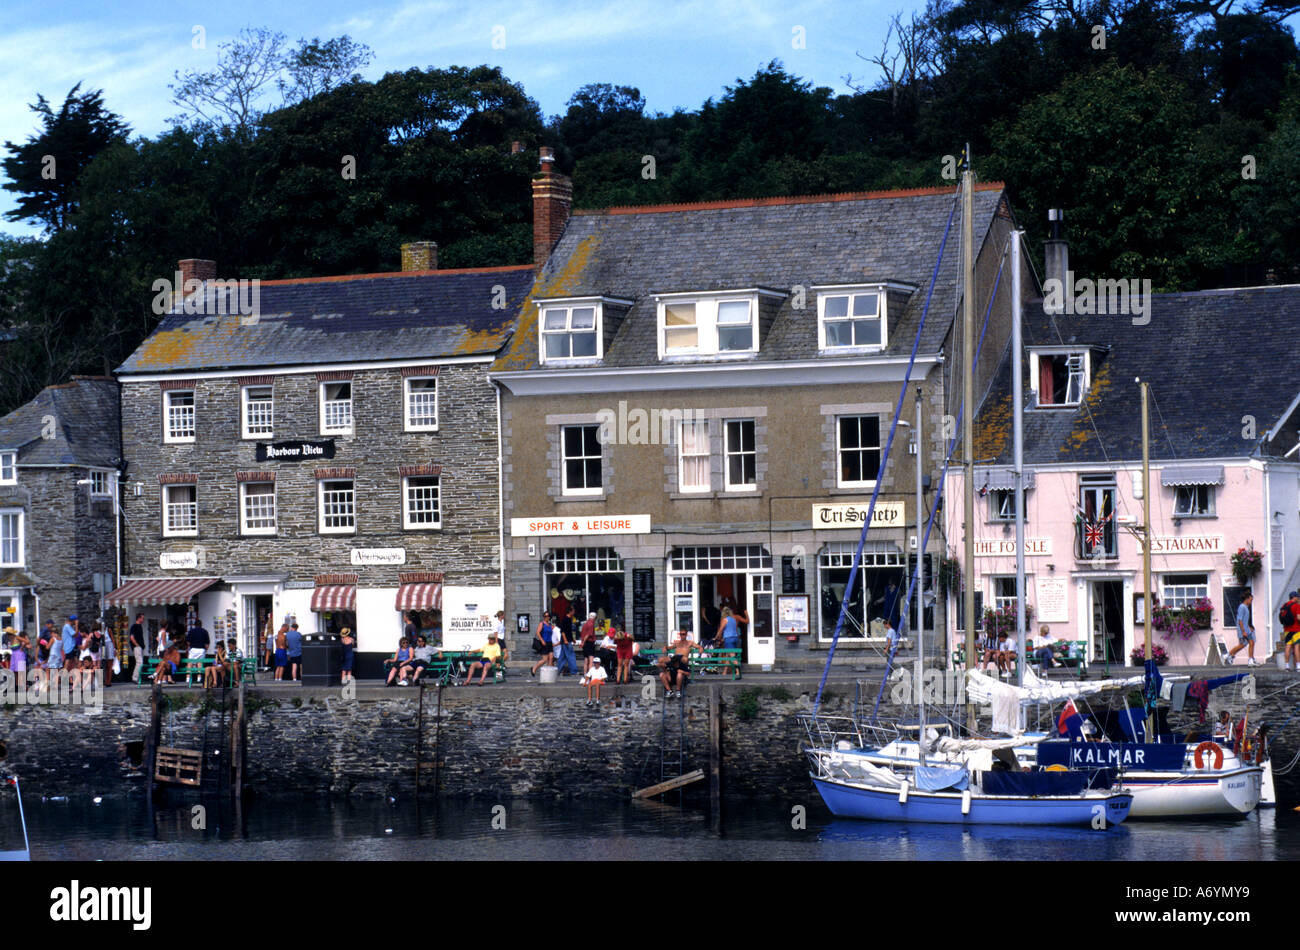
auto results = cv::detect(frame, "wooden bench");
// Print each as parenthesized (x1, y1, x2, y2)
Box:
(641, 647, 743, 681)
(137, 655, 254, 686)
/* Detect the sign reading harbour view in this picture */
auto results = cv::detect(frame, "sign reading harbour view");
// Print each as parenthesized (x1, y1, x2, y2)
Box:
(350, 548, 406, 566)
(255, 440, 337, 462)
(811, 502, 905, 529)
(511, 515, 651, 537)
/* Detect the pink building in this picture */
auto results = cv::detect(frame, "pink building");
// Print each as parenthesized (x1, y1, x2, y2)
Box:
(947, 283, 1300, 668)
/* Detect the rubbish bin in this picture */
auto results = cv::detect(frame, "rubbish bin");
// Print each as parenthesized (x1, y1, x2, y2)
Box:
(302, 633, 340, 686)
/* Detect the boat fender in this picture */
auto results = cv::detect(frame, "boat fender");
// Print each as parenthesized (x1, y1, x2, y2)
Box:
(961, 788, 972, 815)
(898, 780, 909, 804)
(1193, 741, 1224, 770)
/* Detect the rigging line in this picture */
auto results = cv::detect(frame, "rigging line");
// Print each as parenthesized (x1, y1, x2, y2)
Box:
(813, 190, 959, 715)
(1147, 383, 1183, 461)
(871, 240, 1009, 722)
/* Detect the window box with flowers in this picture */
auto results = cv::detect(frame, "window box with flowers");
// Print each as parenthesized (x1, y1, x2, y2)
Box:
(1229, 546, 1263, 585)
(981, 601, 1034, 638)
(1151, 597, 1213, 641)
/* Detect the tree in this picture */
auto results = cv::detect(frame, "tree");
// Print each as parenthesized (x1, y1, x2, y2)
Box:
(1, 84, 129, 232)
(280, 36, 375, 103)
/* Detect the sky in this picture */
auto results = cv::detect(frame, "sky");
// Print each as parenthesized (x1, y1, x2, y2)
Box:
(0, 0, 910, 237)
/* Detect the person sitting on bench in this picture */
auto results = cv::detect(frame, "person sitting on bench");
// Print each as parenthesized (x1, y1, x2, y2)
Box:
(462, 632, 503, 686)
(153, 643, 181, 685)
(404, 636, 435, 685)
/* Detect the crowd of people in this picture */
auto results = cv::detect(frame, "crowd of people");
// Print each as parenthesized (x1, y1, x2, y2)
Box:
(0, 613, 119, 690)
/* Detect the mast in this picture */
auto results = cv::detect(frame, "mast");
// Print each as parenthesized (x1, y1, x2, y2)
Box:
(1141, 379, 1154, 740)
(1012, 230, 1027, 693)
(962, 148, 977, 735)
(915, 385, 927, 765)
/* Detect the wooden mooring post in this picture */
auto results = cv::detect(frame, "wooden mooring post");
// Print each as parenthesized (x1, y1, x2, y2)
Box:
(232, 676, 246, 801)
(143, 682, 161, 806)
(708, 686, 722, 832)
(415, 681, 425, 795)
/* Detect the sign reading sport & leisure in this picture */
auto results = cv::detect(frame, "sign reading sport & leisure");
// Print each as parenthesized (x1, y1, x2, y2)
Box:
(511, 515, 651, 537)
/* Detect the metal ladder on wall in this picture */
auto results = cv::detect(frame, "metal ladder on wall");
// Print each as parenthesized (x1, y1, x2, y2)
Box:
(197, 678, 230, 797)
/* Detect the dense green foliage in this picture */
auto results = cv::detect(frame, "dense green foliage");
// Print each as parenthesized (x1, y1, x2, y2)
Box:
(1, 0, 1298, 414)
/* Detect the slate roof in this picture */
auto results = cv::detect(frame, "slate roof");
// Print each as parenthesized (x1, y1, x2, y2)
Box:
(973, 285, 1300, 464)
(116, 266, 537, 375)
(493, 185, 1009, 372)
(0, 376, 122, 468)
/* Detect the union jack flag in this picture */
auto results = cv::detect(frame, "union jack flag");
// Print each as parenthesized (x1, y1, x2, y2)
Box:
(1084, 521, 1106, 547)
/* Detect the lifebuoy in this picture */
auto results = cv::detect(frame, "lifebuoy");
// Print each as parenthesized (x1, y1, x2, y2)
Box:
(1193, 741, 1224, 770)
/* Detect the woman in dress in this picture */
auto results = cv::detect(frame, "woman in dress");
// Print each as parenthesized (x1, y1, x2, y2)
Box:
(530, 613, 555, 678)
(339, 627, 355, 685)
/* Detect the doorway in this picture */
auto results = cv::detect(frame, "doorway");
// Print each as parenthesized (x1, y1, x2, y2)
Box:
(1090, 580, 1125, 667)
(242, 595, 273, 661)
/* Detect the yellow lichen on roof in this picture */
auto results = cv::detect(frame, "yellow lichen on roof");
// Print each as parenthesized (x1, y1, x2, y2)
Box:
(974, 392, 1012, 459)
(128, 326, 202, 369)
(452, 326, 510, 355)
(494, 234, 599, 371)
(1063, 359, 1112, 451)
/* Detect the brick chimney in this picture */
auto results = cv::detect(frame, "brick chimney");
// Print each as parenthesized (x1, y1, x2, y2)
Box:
(532, 146, 572, 268)
(401, 241, 438, 272)
(178, 259, 216, 286)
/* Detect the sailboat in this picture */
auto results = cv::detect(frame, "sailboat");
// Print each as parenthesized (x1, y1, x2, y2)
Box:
(799, 155, 1133, 828)
(0, 773, 31, 861)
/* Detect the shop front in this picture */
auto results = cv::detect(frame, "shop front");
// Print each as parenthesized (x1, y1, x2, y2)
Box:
(104, 576, 226, 652)
(816, 541, 906, 642)
(666, 544, 774, 665)
(543, 547, 625, 628)
(395, 571, 443, 645)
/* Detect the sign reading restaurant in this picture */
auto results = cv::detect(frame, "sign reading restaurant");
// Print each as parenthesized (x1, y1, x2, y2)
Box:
(1138, 535, 1225, 555)
(811, 502, 905, 529)
(511, 515, 651, 537)
(255, 440, 336, 462)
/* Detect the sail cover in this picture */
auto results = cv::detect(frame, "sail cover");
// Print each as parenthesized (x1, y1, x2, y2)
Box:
(965, 669, 1144, 711)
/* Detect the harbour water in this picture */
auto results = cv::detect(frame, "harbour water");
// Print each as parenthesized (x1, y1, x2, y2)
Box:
(6, 795, 1295, 861)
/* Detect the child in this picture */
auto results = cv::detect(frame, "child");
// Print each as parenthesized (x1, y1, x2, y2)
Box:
(585, 656, 607, 707)
(225, 638, 242, 685)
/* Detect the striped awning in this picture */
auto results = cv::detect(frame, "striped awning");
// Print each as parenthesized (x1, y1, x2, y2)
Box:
(311, 585, 356, 612)
(105, 577, 220, 607)
(395, 582, 442, 612)
(1161, 465, 1224, 487)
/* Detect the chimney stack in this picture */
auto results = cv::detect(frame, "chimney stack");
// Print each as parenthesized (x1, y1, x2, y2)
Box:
(176, 259, 216, 310)
(401, 241, 438, 272)
(511, 140, 523, 155)
(1044, 209, 1068, 310)
(532, 146, 572, 268)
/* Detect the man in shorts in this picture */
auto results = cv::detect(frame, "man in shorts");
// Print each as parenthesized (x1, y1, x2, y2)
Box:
(1227, 589, 1257, 666)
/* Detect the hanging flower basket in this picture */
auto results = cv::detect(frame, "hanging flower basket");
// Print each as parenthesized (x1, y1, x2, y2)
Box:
(1151, 596, 1213, 641)
(1230, 546, 1263, 585)
(937, 556, 961, 596)
(1131, 643, 1168, 666)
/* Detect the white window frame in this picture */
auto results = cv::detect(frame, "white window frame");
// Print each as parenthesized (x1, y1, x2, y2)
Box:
(239, 481, 277, 536)
(724, 418, 757, 492)
(656, 293, 760, 358)
(0, 452, 16, 485)
(319, 382, 353, 436)
(318, 478, 356, 534)
(0, 510, 22, 567)
(89, 469, 115, 498)
(539, 300, 603, 364)
(162, 484, 198, 537)
(403, 475, 442, 529)
(561, 424, 603, 497)
(241, 385, 274, 439)
(991, 576, 1020, 614)
(403, 376, 439, 431)
(163, 390, 196, 443)
(990, 488, 1025, 523)
(1160, 573, 1209, 609)
(677, 420, 710, 493)
(1173, 483, 1215, 518)
(817, 287, 887, 351)
(1031, 349, 1090, 408)
(836, 415, 881, 489)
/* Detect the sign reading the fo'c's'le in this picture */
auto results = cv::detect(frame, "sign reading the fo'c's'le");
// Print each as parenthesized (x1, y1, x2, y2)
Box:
(255, 440, 336, 462)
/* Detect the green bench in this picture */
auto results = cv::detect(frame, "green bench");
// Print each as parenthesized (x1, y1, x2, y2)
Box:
(405, 651, 505, 686)
(137, 655, 257, 686)
(641, 646, 743, 681)
(953, 640, 1090, 675)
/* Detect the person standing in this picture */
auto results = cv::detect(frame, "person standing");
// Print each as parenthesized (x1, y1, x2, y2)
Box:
(560, 607, 578, 676)
(285, 621, 304, 682)
(273, 624, 289, 681)
(128, 613, 146, 682)
(61, 615, 78, 672)
(530, 612, 555, 678)
(1283, 591, 1300, 671)
(580, 612, 597, 675)
(1227, 590, 1257, 666)
(340, 627, 355, 685)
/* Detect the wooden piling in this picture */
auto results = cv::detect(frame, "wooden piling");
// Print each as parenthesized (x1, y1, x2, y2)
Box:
(416, 681, 425, 795)
(143, 682, 161, 807)
(433, 683, 442, 796)
(708, 686, 722, 832)
(233, 676, 246, 801)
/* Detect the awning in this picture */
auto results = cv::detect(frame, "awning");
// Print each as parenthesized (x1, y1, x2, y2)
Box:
(395, 582, 442, 612)
(979, 468, 1035, 491)
(1161, 465, 1224, 487)
(105, 577, 220, 607)
(311, 585, 356, 612)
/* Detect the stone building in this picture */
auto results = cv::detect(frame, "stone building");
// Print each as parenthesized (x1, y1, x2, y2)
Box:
(111, 253, 532, 676)
(492, 159, 1025, 666)
(0, 376, 122, 632)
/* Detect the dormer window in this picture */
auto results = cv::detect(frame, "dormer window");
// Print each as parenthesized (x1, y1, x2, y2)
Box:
(818, 289, 884, 350)
(542, 304, 599, 361)
(1032, 350, 1089, 407)
(657, 295, 758, 358)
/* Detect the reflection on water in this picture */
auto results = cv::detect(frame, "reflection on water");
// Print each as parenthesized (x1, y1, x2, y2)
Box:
(2, 793, 1291, 861)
